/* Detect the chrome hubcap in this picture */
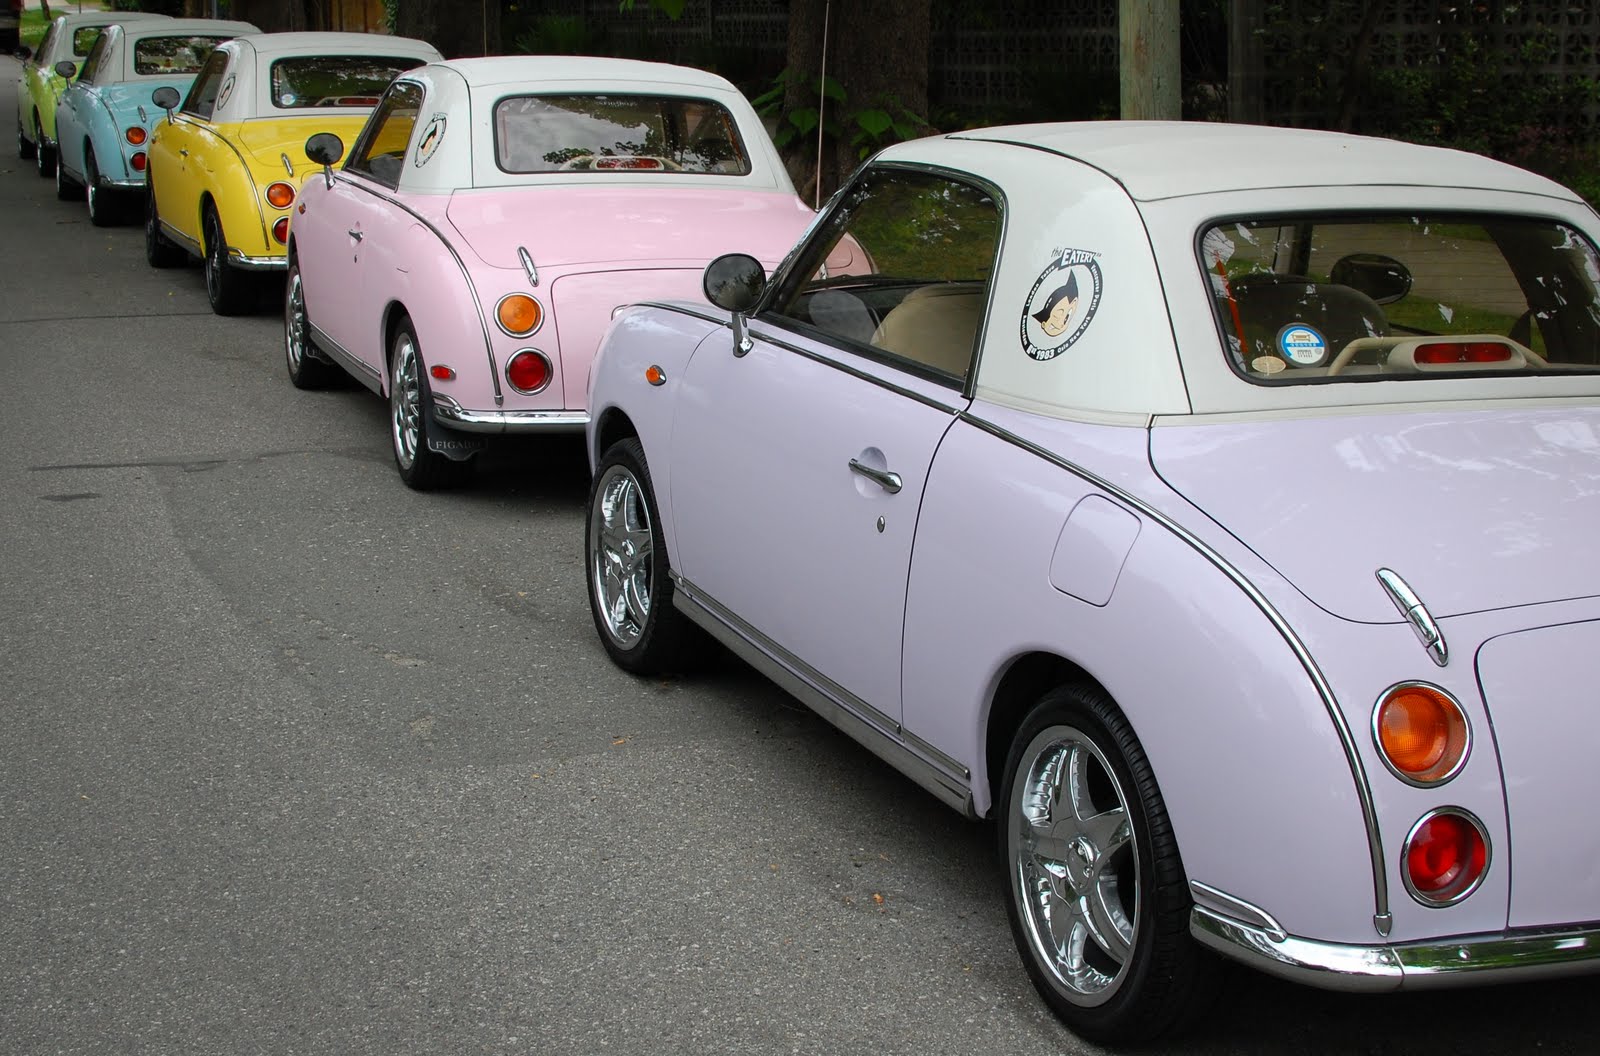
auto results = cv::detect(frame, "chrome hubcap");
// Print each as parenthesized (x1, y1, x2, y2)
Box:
(390, 334, 422, 469)
(285, 270, 306, 370)
(1010, 725, 1137, 1006)
(589, 465, 654, 648)
(205, 217, 222, 300)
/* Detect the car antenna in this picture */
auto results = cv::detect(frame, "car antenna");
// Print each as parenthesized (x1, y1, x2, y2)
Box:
(814, 0, 830, 210)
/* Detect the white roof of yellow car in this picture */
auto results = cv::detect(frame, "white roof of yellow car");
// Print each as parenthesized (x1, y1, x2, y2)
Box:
(229, 31, 440, 61)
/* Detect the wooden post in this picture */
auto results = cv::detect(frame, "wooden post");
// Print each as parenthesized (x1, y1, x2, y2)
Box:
(1120, 0, 1181, 120)
(1229, 0, 1266, 124)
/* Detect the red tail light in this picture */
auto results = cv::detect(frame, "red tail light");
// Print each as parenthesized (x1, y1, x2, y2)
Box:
(430, 365, 455, 381)
(131, 152, 146, 172)
(124, 126, 147, 146)
(1404, 810, 1488, 905)
(272, 217, 289, 244)
(506, 350, 551, 394)
(595, 156, 663, 170)
(1413, 342, 1513, 365)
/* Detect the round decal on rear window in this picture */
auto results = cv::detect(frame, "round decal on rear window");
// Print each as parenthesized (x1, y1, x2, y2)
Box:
(217, 74, 235, 110)
(1277, 323, 1328, 367)
(415, 113, 446, 166)
(1021, 248, 1103, 362)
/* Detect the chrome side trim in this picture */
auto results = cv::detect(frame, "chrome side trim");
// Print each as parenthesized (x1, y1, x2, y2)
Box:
(331, 173, 502, 404)
(961, 410, 1391, 932)
(430, 394, 586, 434)
(227, 250, 286, 271)
(517, 245, 539, 287)
(1189, 881, 1287, 942)
(308, 323, 382, 394)
(671, 572, 976, 816)
(104, 175, 145, 190)
(1192, 906, 1600, 992)
(160, 219, 202, 257)
(1376, 568, 1448, 667)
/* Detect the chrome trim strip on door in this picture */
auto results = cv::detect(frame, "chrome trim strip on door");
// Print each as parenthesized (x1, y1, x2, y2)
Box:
(1376, 568, 1449, 667)
(308, 322, 382, 393)
(160, 219, 202, 257)
(959, 409, 1393, 935)
(671, 572, 976, 816)
(330, 173, 502, 405)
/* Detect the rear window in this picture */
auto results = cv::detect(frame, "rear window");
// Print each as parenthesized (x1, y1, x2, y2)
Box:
(269, 55, 418, 109)
(494, 94, 751, 175)
(72, 26, 106, 57)
(1203, 214, 1600, 382)
(134, 35, 229, 76)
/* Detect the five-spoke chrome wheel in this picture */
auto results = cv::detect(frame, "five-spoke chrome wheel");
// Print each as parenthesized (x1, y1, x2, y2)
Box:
(589, 462, 655, 649)
(1009, 724, 1138, 1006)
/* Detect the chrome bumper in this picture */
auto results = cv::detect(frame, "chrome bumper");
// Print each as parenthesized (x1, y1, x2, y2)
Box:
(228, 249, 287, 271)
(431, 395, 588, 434)
(1192, 906, 1600, 992)
(104, 176, 146, 191)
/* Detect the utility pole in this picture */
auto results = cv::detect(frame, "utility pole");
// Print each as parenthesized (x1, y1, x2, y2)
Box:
(1229, 0, 1265, 124)
(1120, 0, 1181, 120)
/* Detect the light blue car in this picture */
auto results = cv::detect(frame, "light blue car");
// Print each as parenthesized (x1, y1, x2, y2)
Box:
(53, 18, 257, 225)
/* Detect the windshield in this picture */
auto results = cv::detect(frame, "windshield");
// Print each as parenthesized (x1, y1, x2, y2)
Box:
(269, 55, 419, 109)
(1203, 214, 1600, 381)
(494, 94, 751, 175)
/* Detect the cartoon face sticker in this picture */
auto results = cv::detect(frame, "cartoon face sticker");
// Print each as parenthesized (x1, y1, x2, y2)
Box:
(415, 114, 446, 167)
(216, 74, 235, 111)
(1021, 248, 1103, 361)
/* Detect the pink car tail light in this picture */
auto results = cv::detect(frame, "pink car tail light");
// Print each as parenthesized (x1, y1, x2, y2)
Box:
(506, 350, 551, 394)
(124, 126, 147, 146)
(266, 182, 295, 209)
(496, 293, 543, 337)
(131, 152, 146, 172)
(1404, 809, 1489, 906)
(272, 218, 289, 244)
(1374, 683, 1469, 785)
(1413, 341, 1514, 365)
(430, 365, 455, 381)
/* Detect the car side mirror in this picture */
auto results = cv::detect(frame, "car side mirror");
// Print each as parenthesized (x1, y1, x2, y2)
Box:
(54, 61, 76, 79)
(1329, 252, 1413, 305)
(152, 86, 181, 111)
(304, 132, 345, 188)
(703, 253, 766, 357)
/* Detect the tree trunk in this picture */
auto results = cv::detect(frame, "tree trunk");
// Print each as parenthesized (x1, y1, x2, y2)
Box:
(1120, 0, 1181, 119)
(393, 0, 499, 58)
(228, 0, 309, 33)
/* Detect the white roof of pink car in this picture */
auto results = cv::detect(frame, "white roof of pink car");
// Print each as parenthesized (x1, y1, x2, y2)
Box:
(434, 54, 751, 93)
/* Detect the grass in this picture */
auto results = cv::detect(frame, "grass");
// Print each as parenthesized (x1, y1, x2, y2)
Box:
(21, 10, 48, 50)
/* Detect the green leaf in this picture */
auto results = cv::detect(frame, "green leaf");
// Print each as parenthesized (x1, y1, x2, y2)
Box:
(819, 75, 846, 103)
(787, 108, 819, 135)
(854, 109, 893, 137)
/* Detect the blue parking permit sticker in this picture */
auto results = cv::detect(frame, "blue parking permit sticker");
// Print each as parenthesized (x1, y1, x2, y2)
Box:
(1277, 324, 1328, 367)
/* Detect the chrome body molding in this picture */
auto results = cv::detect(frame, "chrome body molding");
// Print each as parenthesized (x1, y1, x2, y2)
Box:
(160, 218, 202, 258)
(1192, 905, 1600, 992)
(1190, 881, 1288, 942)
(1376, 567, 1449, 667)
(308, 323, 382, 394)
(103, 174, 145, 191)
(430, 394, 587, 433)
(226, 249, 287, 271)
(959, 410, 1392, 932)
(670, 571, 977, 816)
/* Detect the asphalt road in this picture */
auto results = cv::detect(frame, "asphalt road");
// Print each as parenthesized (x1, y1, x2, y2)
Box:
(3, 54, 1596, 1056)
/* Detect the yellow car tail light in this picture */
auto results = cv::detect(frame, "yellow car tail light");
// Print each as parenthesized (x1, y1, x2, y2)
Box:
(266, 182, 295, 209)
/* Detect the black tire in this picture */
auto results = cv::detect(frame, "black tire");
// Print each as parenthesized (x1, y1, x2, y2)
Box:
(144, 179, 187, 268)
(387, 319, 468, 490)
(17, 117, 35, 160)
(997, 683, 1218, 1044)
(53, 145, 80, 200)
(202, 205, 253, 316)
(85, 148, 120, 227)
(33, 115, 53, 178)
(284, 256, 336, 389)
(585, 437, 708, 674)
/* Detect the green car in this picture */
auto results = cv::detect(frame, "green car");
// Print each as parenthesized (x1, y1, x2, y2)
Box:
(15, 9, 170, 176)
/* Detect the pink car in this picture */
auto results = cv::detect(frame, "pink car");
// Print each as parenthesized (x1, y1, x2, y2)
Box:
(284, 56, 815, 488)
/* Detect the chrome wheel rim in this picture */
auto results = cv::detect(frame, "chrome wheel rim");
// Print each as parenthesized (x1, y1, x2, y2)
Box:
(390, 333, 422, 470)
(204, 215, 222, 302)
(1009, 724, 1138, 1006)
(85, 155, 98, 216)
(285, 268, 307, 372)
(589, 464, 654, 648)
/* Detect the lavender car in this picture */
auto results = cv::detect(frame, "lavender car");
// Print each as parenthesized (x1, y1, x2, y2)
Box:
(285, 56, 815, 489)
(583, 122, 1600, 1041)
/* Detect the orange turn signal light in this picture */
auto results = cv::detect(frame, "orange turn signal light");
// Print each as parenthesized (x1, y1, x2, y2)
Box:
(265, 182, 295, 209)
(1375, 684, 1469, 785)
(124, 126, 147, 146)
(496, 294, 543, 337)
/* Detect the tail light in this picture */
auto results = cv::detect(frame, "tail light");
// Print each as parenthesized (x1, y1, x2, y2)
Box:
(1413, 342, 1513, 365)
(272, 217, 289, 244)
(430, 365, 455, 381)
(124, 126, 147, 146)
(131, 152, 146, 172)
(266, 182, 295, 209)
(506, 350, 551, 394)
(1373, 683, 1469, 785)
(496, 293, 543, 337)
(1403, 809, 1489, 906)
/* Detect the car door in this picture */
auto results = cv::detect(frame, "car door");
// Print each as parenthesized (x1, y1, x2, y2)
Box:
(299, 79, 424, 374)
(20, 19, 58, 140)
(54, 30, 107, 180)
(149, 47, 226, 245)
(670, 166, 1002, 729)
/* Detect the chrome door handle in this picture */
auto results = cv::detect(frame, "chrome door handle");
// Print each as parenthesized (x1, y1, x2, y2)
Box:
(348, 229, 363, 242)
(848, 458, 902, 494)
(178, 148, 188, 156)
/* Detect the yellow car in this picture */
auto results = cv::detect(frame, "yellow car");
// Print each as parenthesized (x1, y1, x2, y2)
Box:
(16, 9, 171, 174)
(143, 31, 440, 315)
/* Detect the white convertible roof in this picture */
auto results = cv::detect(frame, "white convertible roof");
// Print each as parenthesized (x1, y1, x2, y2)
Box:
(949, 121, 1579, 203)
(230, 31, 440, 61)
(120, 18, 259, 41)
(428, 55, 741, 93)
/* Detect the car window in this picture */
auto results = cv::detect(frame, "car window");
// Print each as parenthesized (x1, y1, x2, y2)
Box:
(71, 25, 104, 58)
(766, 168, 1000, 384)
(181, 49, 228, 119)
(1204, 214, 1600, 382)
(269, 55, 418, 109)
(135, 34, 229, 77)
(77, 31, 109, 82)
(494, 94, 752, 175)
(344, 80, 422, 188)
